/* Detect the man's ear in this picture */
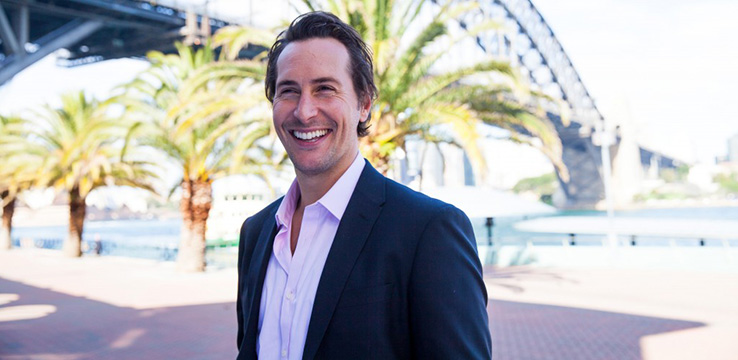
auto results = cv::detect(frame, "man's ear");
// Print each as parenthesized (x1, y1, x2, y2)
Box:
(359, 95, 372, 122)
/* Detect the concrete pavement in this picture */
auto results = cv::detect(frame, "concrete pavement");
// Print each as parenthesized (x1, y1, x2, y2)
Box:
(1, 249, 737, 359)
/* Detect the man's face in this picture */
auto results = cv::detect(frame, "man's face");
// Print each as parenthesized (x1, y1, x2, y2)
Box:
(272, 38, 370, 180)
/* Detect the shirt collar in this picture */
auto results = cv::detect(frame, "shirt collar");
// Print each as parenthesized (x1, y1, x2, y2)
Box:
(316, 152, 365, 220)
(275, 152, 365, 226)
(275, 179, 299, 229)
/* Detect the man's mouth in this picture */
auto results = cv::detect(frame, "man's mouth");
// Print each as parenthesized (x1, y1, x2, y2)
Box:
(292, 129, 330, 141)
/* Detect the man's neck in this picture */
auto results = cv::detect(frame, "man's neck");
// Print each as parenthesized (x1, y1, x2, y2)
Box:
(294, 151, 359, 206)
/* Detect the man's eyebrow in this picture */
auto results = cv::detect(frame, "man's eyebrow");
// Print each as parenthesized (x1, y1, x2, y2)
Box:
(275, 77, 338, 89)
(311, 77, 339, 85)
(276, 79, 298, 89)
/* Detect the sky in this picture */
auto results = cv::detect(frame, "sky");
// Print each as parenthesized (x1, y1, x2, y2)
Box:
(1, 0, 737, 166)
(531, 0, 738, 163)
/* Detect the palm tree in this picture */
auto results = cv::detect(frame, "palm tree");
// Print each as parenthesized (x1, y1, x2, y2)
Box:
(0, 115, 38, 250)
(119, 39, 274, 272)
(301, 0, 569, 181)
(31, 92, 156, 257)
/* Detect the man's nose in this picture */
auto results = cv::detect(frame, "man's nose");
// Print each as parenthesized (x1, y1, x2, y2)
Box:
(294, 94, 318, 121)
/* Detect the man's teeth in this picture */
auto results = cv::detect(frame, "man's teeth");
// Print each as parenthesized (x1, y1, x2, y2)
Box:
(293, 129, 328, 140)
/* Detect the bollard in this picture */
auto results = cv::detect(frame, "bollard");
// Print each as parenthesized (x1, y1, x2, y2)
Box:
(485, 217, 494, 246)
(94, 234, 102, 255)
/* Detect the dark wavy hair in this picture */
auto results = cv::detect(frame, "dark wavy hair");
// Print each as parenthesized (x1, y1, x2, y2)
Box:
(265, 11, 377, 137)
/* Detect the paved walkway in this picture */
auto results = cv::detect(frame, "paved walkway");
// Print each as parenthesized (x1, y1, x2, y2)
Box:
(1, 249, 737, 359)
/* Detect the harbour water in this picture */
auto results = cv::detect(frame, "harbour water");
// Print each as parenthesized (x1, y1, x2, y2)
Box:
(12, 218, 183, 247)
(471, 206, 738, 248)
(11, 206, 738, 263)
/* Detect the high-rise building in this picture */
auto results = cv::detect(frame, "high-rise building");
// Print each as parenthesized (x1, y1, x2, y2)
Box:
(728, 133, 738, 162)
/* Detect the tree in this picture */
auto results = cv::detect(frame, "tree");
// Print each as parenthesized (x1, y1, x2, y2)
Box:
(301, 0, 568, 181)
(31, 92, 156, 257)
(715, 172, 738, 194)
(119, 39, 274, 272)
(0, 115, 39, 250)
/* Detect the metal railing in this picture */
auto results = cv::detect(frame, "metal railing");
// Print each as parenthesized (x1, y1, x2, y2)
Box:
(11, 237, 238, 267)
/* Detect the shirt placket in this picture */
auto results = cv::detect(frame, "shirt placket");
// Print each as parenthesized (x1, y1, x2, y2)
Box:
(279, 205, 319, 359)
(272, 224, 292, 359)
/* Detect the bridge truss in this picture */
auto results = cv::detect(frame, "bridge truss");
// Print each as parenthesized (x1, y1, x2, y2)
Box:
(0, 0, 227, 85)
(459, 0, 611, 208)
(1, 0, 631, 208)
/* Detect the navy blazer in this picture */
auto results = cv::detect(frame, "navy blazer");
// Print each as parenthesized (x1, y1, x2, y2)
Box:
(236, 160, 491, 359)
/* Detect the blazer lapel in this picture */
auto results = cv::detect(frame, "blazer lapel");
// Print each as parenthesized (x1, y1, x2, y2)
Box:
(242, 205, 279, 357)
(302, 161, 386, 360)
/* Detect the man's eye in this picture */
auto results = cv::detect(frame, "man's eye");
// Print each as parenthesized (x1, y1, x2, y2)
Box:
(317, 86, 335, 93)
(278, 88, 297, 96)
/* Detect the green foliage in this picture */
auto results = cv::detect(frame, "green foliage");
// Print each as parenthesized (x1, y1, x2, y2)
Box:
(513, 172, 558, 193)
(30, 91, 157, 197)
(714, 172, 738, 194)
(633, 191, 689, 202)
(0, 114, 37, 202)
(660, 164, 690, 183)
(298, 0, 567, 180)
(512, 172, 559, 204)
(676, 164, 690, 180)
(118, 39, 278, 187)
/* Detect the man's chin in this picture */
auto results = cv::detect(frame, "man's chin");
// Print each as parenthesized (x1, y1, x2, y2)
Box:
(292, 161, 331, 177)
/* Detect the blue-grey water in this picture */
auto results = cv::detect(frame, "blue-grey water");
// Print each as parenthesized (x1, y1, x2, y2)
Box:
(12, 218, 183, 246)
(469, 206, 738, 248)
(11, 206, 738, 260)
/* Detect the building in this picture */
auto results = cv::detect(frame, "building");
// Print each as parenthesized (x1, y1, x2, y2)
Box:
(728, 133, 738, 162)
(205, 175, 283, 240)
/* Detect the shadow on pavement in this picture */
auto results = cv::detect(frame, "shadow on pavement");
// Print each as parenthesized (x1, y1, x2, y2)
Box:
(1, 275, 706, 360)
(489, 299, 705, 360)
(0, 277, 236, 360)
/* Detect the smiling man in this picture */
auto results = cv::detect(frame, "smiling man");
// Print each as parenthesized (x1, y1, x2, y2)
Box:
(236, 12, 491, 360)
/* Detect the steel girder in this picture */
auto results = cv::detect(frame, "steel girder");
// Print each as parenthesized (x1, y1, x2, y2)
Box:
(0, 18, 103, 84)
(0, 0, 228, 85)
(450, 0, 611, 207)
(485, 0, 603, 127)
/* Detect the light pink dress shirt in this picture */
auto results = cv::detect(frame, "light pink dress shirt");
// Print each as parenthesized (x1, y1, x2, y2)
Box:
(257, 153, 365, 360)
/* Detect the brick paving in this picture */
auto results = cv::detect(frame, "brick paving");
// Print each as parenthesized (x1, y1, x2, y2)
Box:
(0, 278, 237, 360)
(1, 249, 737, 359)
(489, 300, 702, 360)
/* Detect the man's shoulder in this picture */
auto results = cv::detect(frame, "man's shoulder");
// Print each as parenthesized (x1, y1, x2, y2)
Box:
(356, 162, 459, 216)
(382, 177, 459, 215)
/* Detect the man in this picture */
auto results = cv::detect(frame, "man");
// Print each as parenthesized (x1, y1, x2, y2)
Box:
(237, 11, 491, 360)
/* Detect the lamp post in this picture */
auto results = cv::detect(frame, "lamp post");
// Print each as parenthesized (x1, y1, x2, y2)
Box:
(595, 118, 618, 247)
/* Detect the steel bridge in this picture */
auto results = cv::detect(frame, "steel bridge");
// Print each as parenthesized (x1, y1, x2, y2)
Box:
(0, 0, 228, 85)
(0, 0, 677, 208)
(455, 0, 607, 208)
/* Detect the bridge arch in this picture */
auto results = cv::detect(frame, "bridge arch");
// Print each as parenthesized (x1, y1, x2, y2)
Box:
(1, 0, 619, 208)
(460, 0, 611, 208)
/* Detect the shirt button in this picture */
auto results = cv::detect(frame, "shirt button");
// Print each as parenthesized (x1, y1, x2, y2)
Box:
(281, 349, 287, 357)
(286, 291, 294, 301)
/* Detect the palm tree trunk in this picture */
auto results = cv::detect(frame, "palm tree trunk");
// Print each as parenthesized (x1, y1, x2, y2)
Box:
(1, 193, 15, 251)
(177, 178, 212, 272)
(64, 187, 86, 257)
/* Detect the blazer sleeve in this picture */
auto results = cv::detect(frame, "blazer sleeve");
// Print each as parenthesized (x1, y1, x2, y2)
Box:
(236, 217, 249, 351)
(409, 204, 492, 359)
